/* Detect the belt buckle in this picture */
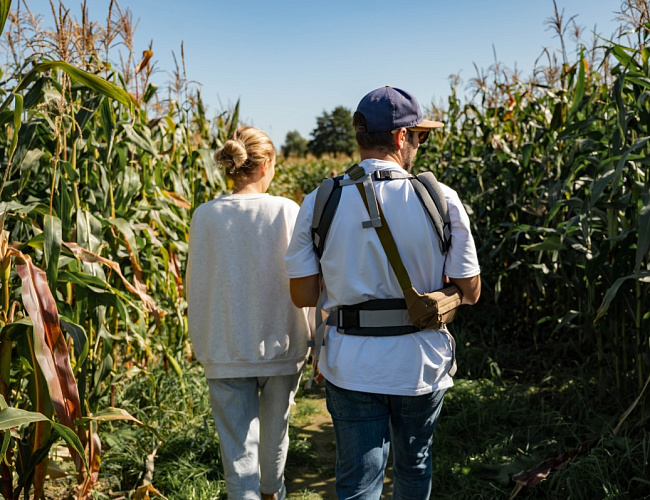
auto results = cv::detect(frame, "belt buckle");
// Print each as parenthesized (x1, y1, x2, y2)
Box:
(339, 308, 359, 329)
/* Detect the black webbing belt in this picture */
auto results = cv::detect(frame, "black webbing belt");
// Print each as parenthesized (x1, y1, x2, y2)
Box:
(326, 298, 419, 336)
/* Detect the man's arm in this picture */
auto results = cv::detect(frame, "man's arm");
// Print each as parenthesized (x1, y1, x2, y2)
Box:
(448, 275, 481, 305)
(290, 274, 320, 308)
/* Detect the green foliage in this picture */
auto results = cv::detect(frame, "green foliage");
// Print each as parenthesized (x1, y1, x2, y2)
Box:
(270, 155, 355, 203)
(416, 29, 650, 397)
(0, 3, 232, 497)
(102, 360, 226, 499)
(308, 106, 356, 157)
(433, 377, 650, 499)
(0, 1, 647, 498)
(0, 0, 10, 38)
(282, 130, 309, 158)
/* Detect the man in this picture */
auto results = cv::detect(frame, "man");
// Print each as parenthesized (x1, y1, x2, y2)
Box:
(285, 86, 481, 499)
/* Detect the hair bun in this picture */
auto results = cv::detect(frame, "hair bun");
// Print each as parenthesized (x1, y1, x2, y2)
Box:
(214, 127, 276, 180)
(215, 139, 248, 174)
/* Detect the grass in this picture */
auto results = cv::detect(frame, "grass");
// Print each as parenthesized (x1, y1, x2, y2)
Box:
(40, 353, 649, 499)
(432, 375, 650, 499)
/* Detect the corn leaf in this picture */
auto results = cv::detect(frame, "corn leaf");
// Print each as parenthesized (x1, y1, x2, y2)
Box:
(77, 431, 101, 498)
(13, 251, 84, 472)
(227, 99, 240, 139)
(17, 61, 136, 110)
(0, 407, 49, 430)
(0, 0, 10, 38)
(160, 189, 191, 209)
(51, 422, 88, 473)
(62, 241, 159, 319)
(107, 217, 141, 267)
(636, 202, 650, 272)
(612, 372, 650, 436)
(59, 317, 87, 360)
(99, 96, 115, 144)
(44, 215, 62, 296)
(79, 407, 144, 425)
(6, 93, 22, 169)
(1, 424, 9, 460)
(568, 51, 587, 119)
(122, 123, 158, 157)
(79, 407, 163, 440)
(165, 349, 185, 396)
(594, 271, 650, 323)
(610, 44, 640, 71)
(0, 318, 31, 342)
(522, 235, 563, 252)
(134, 483, 168, 500)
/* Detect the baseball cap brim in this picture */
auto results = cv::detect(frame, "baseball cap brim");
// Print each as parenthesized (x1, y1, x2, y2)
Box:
(408, 119, 444, 130)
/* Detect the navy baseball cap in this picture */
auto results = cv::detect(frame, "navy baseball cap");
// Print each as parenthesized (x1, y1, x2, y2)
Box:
(355, 86, 443, 133)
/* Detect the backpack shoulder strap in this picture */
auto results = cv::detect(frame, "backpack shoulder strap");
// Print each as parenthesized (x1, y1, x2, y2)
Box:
(410, 172, 451, 254)
(311, 175, 344, 258)
(312, 167, 452, 257)
(311, 164, 365, 258)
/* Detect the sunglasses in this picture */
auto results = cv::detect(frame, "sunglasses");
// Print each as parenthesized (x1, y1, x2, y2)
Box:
(392, 128, 430, 144)
(415, 130, 430, 144)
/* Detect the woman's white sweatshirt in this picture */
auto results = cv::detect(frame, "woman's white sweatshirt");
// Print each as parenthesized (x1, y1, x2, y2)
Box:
(187, 193, 310, 378)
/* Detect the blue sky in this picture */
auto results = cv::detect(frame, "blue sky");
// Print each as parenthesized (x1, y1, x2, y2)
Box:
(22, 1, 622, 147)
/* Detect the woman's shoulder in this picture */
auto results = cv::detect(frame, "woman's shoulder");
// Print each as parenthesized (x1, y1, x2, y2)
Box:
(192, 196, 222, 214)
(267, 195, 300, 211)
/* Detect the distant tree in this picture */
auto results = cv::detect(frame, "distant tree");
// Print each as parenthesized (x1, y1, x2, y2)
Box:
(308, 106, 356, 157)
(281, 130, 309, 157)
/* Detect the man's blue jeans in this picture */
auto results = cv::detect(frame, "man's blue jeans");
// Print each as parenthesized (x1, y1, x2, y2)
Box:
(325, 381, 447, 500)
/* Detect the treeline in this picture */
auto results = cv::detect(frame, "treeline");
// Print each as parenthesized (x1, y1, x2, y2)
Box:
(281, 106, 356, 158)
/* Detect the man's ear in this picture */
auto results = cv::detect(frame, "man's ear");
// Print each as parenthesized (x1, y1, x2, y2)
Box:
(395, 128, 408, 150)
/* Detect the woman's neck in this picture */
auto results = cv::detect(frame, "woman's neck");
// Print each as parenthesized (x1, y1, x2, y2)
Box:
(233, 184, 266, 194)
(232, 176, 267, 194)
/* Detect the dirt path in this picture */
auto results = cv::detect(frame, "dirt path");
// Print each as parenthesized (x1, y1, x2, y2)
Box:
(286, 384, 337, 498)
(286, 384, 393, 499)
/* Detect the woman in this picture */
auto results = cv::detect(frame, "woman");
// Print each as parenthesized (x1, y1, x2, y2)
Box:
(187, 127, 310, 500)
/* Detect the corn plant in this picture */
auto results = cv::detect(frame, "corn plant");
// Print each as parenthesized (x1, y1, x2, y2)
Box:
(0, 1, 232, 497)
(416, 4, 650, 397)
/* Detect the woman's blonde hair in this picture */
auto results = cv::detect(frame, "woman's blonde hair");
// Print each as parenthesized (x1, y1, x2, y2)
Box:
(214, 126, 276, 178)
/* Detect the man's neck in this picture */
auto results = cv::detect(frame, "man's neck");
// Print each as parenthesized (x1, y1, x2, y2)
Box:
(360, 149, 408, 170)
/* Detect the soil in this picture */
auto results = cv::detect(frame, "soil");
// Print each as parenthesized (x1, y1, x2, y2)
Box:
(286, 383, 394, 499)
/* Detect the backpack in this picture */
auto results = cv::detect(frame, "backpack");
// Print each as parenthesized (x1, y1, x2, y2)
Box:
(303, 164, 457, 388)
(311, 164, 452, 258)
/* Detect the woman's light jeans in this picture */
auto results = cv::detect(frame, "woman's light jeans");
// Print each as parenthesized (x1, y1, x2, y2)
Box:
(208, 374, 300, 499)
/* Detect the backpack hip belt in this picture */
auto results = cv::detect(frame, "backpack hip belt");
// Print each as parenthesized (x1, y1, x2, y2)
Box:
(325, 298, 419, 336)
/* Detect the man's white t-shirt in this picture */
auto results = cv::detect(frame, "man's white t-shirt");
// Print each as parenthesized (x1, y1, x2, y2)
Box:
(285, 159, 480, 396)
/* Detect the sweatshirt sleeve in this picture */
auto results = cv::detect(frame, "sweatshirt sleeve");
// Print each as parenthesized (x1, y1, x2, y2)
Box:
(285, 191, 320, 278)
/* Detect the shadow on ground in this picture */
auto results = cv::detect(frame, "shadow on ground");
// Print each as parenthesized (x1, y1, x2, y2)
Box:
(286, 383, 394, 499)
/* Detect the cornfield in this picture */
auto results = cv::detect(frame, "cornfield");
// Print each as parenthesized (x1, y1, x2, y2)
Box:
(0, 0, 648, 498)
(0, 1, 233, 497)
(416, 2, 650, 396)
